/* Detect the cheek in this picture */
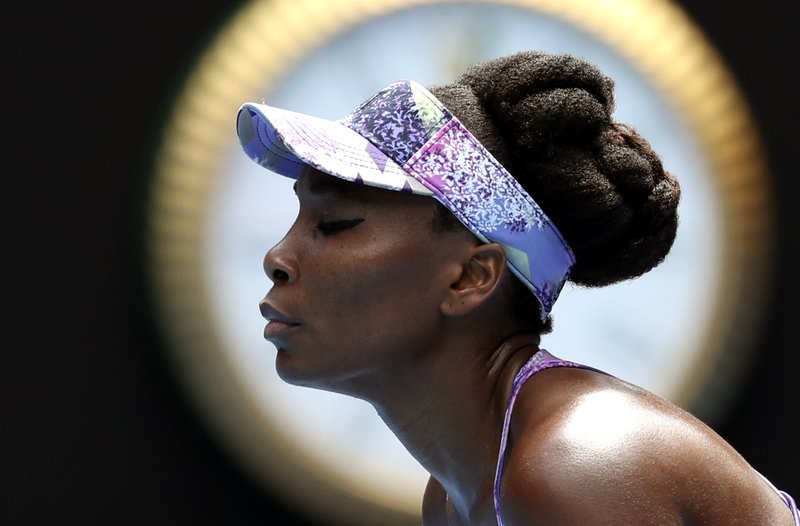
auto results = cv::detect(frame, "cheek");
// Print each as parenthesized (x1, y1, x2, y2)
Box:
(310, 239, 443, 330)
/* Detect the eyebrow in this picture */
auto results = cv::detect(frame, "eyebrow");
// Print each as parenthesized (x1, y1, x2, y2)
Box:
(294, 174, 352, 198)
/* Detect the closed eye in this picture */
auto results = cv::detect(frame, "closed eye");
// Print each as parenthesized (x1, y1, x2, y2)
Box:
(317, 218, 364, 235)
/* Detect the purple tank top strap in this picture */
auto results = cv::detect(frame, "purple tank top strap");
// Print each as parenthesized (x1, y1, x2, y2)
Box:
(757, 472, 800, 525)
(782, 491, 800, 526)
(493, 349, 604, 526)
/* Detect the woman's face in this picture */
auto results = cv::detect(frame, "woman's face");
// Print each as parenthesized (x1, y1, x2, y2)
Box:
(260, 169, 475, 392)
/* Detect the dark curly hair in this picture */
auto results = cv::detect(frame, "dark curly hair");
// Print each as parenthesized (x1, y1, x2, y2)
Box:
(428, 51, 681, 333)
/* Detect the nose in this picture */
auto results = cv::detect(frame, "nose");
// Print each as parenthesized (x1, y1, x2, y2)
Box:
(263, 237, 298, 284)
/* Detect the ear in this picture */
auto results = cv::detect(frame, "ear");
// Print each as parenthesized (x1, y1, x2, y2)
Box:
(441, 243, 507, 317)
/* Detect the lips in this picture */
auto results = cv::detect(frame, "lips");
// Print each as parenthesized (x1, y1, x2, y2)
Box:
(260, 300, 300, 341)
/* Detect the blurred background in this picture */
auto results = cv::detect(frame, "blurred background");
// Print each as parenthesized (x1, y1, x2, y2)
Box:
(6, 0, 798, 524)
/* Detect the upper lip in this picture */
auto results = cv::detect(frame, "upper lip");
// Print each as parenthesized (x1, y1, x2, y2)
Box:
(259, 300, 300, 325)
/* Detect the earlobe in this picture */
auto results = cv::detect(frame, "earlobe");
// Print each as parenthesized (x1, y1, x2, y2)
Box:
(441, 243, 507, 316)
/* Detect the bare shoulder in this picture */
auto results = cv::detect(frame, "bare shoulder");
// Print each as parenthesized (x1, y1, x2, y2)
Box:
(497, 368, 794, 525)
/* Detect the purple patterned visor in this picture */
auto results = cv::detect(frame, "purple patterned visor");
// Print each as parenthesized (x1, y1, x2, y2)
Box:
(236, 80, 575, 319)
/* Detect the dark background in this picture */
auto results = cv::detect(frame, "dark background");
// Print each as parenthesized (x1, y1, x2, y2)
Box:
(6, 1, 798, 524)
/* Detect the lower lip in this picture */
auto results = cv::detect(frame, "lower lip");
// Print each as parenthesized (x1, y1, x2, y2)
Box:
(264, 320, 299, 339)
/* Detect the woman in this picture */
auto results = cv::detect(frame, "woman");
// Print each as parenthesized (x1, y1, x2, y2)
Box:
(236, 52, 798, 525)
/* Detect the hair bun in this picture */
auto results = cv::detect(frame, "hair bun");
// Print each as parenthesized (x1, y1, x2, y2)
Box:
(432, 51, 681, 288)
(458, 51, 615, 153)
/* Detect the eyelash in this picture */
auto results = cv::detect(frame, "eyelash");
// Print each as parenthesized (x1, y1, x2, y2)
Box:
(316, 218, 364, 235)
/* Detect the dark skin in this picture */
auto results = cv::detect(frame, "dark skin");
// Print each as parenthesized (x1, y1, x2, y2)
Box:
(262, 168, 794, 525)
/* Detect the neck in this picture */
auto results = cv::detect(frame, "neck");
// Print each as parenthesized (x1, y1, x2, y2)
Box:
(367, 331, 541, 515)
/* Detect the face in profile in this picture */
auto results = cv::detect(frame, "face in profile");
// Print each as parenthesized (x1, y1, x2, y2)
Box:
(260, 168, 476, 394)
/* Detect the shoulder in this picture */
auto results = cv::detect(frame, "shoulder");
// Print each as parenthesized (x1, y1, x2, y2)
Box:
(497, 370, 685, 524)
(497, 367, 791, 525)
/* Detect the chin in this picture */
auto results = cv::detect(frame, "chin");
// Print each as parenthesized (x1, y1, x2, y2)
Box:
(274, 350, 366, 397)
(274, 349, 336, 391)
(274, 349, 313, 386)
